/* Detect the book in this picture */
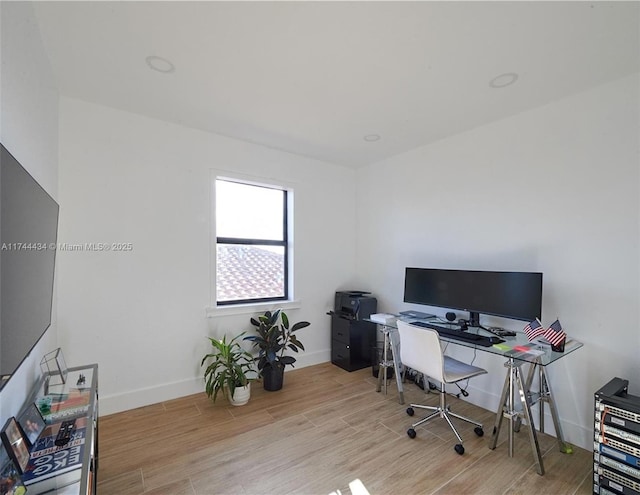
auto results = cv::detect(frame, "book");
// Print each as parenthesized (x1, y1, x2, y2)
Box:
(39, 388, 92, 423)
(22, 418, 87, 491)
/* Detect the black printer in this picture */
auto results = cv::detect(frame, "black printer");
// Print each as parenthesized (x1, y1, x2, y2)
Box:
(332, 291, 377, 321)
(329, 291, 377, 371)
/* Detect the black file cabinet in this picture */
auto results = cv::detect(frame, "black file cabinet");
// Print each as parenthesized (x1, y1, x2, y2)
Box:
(331, 315, 376, 372)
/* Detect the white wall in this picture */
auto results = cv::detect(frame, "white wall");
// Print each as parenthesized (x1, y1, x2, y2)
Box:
(356, 74, 640, 451)
(0, 2, 59, 422)
(57, 97, 358, 414)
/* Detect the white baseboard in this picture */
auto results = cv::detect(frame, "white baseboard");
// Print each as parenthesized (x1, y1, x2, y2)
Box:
(99, 349, 332, 416)
(285, 349, 331, 371)
(99, 376, 204, 416)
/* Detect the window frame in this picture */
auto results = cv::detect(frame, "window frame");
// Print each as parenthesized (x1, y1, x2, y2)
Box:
(214, 177, 290, 307)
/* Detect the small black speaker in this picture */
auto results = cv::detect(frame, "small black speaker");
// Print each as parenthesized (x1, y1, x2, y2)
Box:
(445, 312, 456, 322)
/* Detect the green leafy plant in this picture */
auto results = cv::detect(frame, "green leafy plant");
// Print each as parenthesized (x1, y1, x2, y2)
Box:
(244, 310, 310, 374)
(201, 332, 255, 403)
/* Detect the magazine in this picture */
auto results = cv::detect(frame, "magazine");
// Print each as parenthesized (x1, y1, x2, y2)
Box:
(21, 418, 87, 491)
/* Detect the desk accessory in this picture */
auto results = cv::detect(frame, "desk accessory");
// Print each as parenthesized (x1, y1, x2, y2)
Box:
(522, 318, 566, 352)
(370, 313, 397, 325)
(523, 318, 545, 341)
(1, 417, 30, 474)
(399, 310, 435, 319)
(0, 443, 26, 495)
(17, 402, 46, 447)
(486, 327, 517, 337)
(492, 343, 512, 352)
(411, 321, 502, 347)
(40, 348, 68, 393)
(542, 319, 566, 352)
(54, 419, 76, 446)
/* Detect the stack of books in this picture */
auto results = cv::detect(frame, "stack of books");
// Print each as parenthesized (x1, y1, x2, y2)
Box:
(39, 388, 91, 424)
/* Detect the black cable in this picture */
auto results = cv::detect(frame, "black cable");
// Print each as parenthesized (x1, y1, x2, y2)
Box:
(455, 347, 478, 397)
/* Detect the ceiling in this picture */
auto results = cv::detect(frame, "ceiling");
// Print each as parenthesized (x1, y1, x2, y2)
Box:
(32, 1, 640, 168)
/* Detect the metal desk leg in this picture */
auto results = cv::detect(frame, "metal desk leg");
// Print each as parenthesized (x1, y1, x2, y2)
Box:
(526, 364, 573, 454)
(489, 364, 511, 450)
(375, 330, 388, 394)
(388, 328, 404, 405)
(521, 361, 572, 455)
(538, 364, 572, 454)
(375, 326, 404, 404)
(516, 362, 544, 475)
(489, 358, 544, 475)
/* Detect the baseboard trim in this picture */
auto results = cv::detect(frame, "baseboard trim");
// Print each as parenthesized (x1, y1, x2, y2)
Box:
(99, 349, 331, 416)
(99, 376, 204, 416)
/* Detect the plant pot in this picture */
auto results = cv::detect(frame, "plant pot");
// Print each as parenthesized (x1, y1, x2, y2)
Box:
(227, 383, 251, 406)
(262, 364, 284, 391)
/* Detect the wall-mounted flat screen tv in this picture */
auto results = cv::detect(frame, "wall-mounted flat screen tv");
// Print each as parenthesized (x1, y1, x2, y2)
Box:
(0, 143, 59, 389)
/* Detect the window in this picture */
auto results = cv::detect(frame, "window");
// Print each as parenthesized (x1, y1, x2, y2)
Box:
(215, 178, 289, 305)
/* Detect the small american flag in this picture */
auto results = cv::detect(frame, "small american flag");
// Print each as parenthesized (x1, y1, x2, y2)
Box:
(524, 318, 545, 341)
(543, 319, 566, 346)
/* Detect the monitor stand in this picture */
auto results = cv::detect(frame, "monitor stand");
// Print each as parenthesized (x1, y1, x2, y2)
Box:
(468, 311, 481, 328)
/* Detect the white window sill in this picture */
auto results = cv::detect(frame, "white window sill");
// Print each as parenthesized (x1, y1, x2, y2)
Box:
(205, 300, 302, 318)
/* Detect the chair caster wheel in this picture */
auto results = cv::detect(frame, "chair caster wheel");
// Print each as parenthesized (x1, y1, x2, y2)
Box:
(406, 407, 414, 416)
(454, 444, 465, 455)
(407, 428, 417, 439)
(474, 427, 484, 437)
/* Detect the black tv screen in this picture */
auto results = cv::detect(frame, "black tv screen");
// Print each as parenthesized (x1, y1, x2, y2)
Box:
(403, 267, 542, 324)
(0, 143, 59, 388)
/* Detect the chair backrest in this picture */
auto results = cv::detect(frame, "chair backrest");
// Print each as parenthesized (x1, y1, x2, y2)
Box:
(397, 320, 445, 383)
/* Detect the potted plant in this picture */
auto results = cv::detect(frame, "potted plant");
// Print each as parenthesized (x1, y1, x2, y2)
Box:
(201, 332, 255, 406)
(244, 309, 310, 391)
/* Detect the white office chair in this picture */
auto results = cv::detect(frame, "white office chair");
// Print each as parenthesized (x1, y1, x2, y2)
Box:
(397, 320, 488, 455)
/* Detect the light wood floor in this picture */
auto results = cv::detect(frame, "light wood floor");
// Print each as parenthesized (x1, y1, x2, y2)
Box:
(97, 362, 593, 495)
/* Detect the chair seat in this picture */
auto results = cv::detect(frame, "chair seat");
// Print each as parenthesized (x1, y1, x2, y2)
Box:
(443, 355, 488, 383)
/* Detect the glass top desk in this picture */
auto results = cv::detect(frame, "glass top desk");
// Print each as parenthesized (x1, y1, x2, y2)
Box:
(369, 317, 583, 475)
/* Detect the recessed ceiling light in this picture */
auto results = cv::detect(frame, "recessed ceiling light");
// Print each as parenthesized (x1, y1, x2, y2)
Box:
(489, 72, 518, 88)
(364, 134, 381, 142)
(146, 55, 175, 74)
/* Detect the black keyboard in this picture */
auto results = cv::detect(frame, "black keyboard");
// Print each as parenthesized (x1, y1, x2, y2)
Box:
(410, 321, 503, 347)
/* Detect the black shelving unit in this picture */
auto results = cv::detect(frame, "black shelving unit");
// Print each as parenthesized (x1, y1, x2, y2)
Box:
(593, 377, 640, 495)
